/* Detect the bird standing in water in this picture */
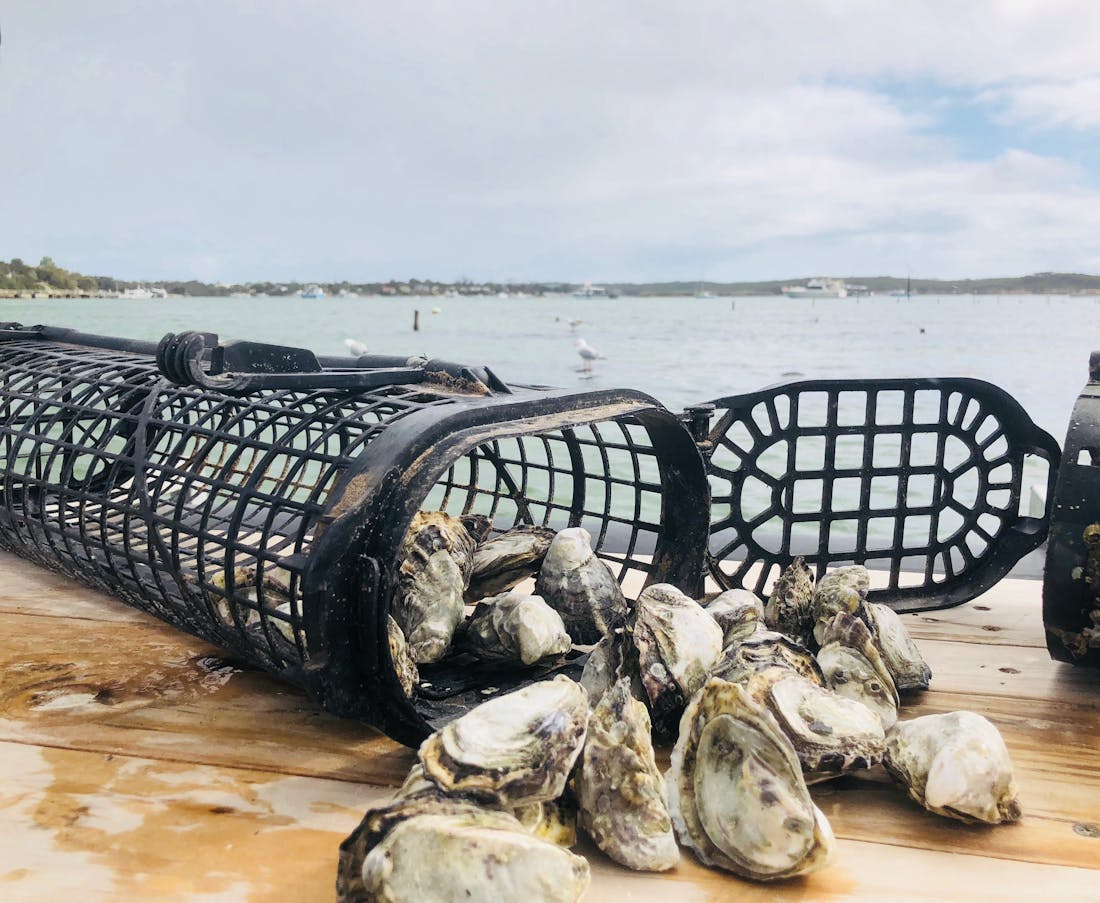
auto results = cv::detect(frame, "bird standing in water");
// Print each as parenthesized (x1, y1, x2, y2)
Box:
(575, 338, 604, 373)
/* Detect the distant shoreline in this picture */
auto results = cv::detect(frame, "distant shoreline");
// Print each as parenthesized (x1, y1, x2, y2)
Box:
(4, 285, 1100, 300)
(5, 257, 1100, 298)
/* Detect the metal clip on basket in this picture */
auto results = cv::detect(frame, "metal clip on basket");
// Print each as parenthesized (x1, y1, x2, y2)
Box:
(0, 322, 1079, 746)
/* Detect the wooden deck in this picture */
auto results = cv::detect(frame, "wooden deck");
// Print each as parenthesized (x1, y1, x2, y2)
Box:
(1, 549, 1098, 901)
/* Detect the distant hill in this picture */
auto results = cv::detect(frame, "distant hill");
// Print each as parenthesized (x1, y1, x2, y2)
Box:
(3, 257, 1100, 297)
(613, 272, 1100, 296)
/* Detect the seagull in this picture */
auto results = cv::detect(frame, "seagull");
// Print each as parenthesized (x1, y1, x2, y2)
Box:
(568, 318, 584, 332)
(344, 338, 369, 357)
(575, 338, 604, 373)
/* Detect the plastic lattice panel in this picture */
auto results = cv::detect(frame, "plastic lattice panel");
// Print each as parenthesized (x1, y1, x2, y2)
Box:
(705, 379, 1059, 612)
(0, 337, 455, 678)
(422, 418, 666, 596)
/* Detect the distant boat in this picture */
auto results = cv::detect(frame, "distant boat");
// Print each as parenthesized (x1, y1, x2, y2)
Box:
(573, 282, 609, 298)
(299, 284, 326, 299)
(780, 278, 848, 299)
(120, 286, 155, 300)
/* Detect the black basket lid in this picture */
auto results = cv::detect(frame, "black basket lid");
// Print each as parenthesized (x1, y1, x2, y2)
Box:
(699, 377, 1060, 612)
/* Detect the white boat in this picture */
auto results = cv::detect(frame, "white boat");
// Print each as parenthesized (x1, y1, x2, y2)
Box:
(573, 282, 609, 298)
(299, 284, 326, 299)
(120, 286, 155, 300)
(780, 278, 848, 299)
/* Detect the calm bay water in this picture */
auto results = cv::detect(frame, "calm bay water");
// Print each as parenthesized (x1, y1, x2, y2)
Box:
(5, 292, 1093, 441)
(2, 293, 1093, 567)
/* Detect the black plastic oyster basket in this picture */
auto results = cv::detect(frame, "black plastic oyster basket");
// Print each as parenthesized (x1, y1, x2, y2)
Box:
(0, 322, 1086, 747)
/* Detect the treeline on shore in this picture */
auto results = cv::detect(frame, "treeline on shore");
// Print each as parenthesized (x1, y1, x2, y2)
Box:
(4, 257, 1100, 298)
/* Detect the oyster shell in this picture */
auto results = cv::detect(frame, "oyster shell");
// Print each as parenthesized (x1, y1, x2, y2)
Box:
(402, 511, 480, 580)
(209, 565, 294, 629)
(418, 675, 589, 807)
(631, 583, 723, 739)
(816, 612, 899, 729)
(456, 590, 572, 666)
(667, 678, 836, 881)
(458, 513, 494, 546)
(884, 711, 1021, 824)
(339, 793, 590, 903)
(575, 679, 679, 872)
(393, 549, 466, 664)
(468, 525, 557, 598)
(513, 796, 578, 847)
(757, 673, 885, 776)
(812, 565, 870, 646)
(705, 588, 764, 646)
(710, 629, 824, 687)
(387, 615, 419, 698)
(579, 628, 634, 705)
(393, 511, 480, 663)
(535, 527, 627, 644)
(863, 602, 932, 691)
(764, 558, 815, 646)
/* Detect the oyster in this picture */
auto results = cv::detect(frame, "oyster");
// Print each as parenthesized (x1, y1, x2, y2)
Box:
(402, 511, 480, 580)
(705, 588, 764, 646)
(816, 613, 899, 729)
(631, 584, 723, 739)
(468, 525, 557, 598)
(575, 679, 679, 871)
(884, 711, 1021, 824)
(387, 615, 419, 698)
(812, 565, 870, 646)
(393, 549, 466, 664)
(667, 678, 836, 881)
(209, 565, 294, 629)
(535, 527, 627, 644)
(757, 673, 885, 776)
(710, 629, 824, 687)
(763, 558, 815, 646)
(338, 793, 590, 903)
(457, 590, 572, 666)
(393, 511, 480, 663)
(863, 602, 932, 691)
(579, 628, 635, 705)
(458, 513, 494, 546)
(418, 675, 589, 807)
(513, 796, 578, 847)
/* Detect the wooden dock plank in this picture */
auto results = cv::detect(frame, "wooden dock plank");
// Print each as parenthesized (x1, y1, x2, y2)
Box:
(2, 549, 1099, 899)
(2, 741, 1098, 903)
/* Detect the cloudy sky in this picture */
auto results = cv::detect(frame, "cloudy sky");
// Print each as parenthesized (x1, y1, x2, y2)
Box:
(4, 1, 1100, 283)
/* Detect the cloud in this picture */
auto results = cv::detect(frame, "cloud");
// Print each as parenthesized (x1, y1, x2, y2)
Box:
(2, 1, 1100, 281)
(982, 77, 1100, 129)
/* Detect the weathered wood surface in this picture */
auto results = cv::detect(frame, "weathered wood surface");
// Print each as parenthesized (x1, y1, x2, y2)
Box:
(1, 550, 1099, 901)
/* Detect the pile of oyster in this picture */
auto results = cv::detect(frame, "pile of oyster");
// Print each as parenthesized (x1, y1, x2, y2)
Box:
(387, 513, 627, 691)
(339, 518, 1022, 902)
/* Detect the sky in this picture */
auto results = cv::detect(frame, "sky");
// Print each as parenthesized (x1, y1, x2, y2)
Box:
(4, 1, 1100, 284)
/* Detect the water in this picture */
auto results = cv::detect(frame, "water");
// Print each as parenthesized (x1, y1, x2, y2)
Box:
(2, 293, 1090, 573)
(5, 292, 1092, 441)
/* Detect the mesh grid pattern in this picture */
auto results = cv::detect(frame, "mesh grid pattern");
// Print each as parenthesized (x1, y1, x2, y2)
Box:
(706, 380, 1054, 608)
(422, 418, 666, 596)
(0, 339, 453, 679)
